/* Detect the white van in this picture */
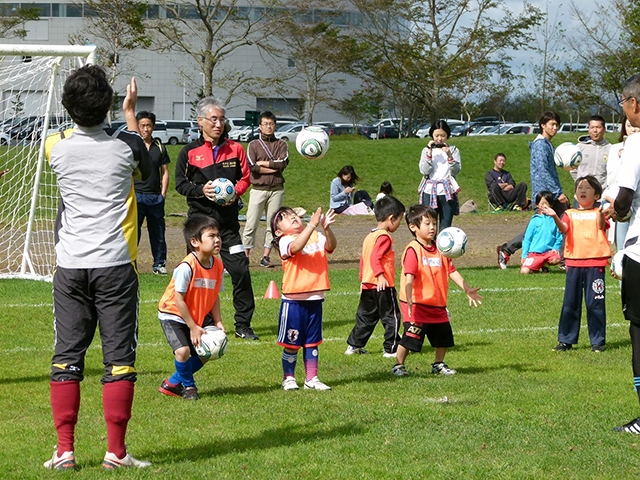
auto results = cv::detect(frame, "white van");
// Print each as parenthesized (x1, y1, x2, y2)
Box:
(163, 120, 197, 144)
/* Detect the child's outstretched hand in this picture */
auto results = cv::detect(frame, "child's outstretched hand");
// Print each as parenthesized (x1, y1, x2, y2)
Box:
(308, 207, 322, 229)
(321, 208, 336, 229)
(465, 287, 482, 307)
(540, 205, 557, 218)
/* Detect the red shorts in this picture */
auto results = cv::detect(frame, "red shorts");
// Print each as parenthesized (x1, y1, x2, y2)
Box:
(522, 251, 561, 271)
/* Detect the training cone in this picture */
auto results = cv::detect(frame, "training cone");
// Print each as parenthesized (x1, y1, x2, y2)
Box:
(264, 280, 280, 299)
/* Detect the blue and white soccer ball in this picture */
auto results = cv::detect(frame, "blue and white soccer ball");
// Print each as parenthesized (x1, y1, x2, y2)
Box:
(554, 142, 583, 170)
(436, 227, 468, 258)
(195, 326, 229, 360)
(611, 250, 625, 280)
(208, 177, 235, 205)
(296, 126, 330, 160)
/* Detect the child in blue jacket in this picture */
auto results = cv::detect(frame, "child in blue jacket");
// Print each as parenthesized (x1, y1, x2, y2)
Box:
(521, 191, 563, 274)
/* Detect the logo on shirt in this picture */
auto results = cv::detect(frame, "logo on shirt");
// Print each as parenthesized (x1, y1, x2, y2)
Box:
(592, 278, 605, 297)
(287, 329, 299, 343)
(194, 278, 217, 289)
(573, 211, 597, 220)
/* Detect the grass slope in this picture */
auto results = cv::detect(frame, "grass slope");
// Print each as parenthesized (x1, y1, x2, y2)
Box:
(2, 266, 640, 478)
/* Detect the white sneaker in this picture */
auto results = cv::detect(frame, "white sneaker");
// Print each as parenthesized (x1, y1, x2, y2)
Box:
(282, 376, 299, 391)
(431, 362, 456, 375)
(383, 351, 397, 358)
(102, 452, 152, 469)
(43, 448, 75, 470)
(304, 376, 331, 390)
(345, 345, 368, 355)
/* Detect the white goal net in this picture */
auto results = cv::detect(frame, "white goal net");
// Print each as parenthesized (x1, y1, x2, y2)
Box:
(0, 45, 95, 281)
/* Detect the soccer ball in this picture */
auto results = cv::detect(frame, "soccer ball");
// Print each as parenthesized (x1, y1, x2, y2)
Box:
(436, 227, 468, 258)
(194, 326, 229, 360)
(611, 250, 625, 280)
(296, 126, 330, 160)
(554, 142, 583, 170)
(207, 177, 235, 205)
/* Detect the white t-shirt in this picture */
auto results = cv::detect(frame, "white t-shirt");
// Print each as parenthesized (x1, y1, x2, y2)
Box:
(616, 132, 640, 261)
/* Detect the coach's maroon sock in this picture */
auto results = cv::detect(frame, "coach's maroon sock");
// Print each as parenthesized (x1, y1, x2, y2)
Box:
(103, 380, 134, 459)
(50, 380, 80, 455)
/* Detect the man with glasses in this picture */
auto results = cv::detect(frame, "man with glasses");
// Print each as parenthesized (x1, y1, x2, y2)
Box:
(242, 111, 289, 268)
(604, 77, 640, 434)
(571, 114, 610, 190)
(175, 97, 258, 341)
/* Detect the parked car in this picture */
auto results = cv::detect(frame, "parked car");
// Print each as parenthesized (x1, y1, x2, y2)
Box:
(332, 123, 360, 135)
(182, 126, 200, 143)
(558, 123, 588, 133)
(228, 125, 252, 141)
(415, 123, 431, 138)
(480, 124, 516, 135)
(163, 120, 196, 145)
(468, 125, 494, 136)
(274, 122, 307, 142)
(502, 124, 539, 135)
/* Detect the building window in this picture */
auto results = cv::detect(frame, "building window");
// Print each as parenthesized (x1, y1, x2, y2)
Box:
(287, 58, 295, 68)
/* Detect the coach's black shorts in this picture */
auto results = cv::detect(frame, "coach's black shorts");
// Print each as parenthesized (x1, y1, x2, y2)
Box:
(160, 313, 216, 355)
(51, 263, 139, 383)
(622, 255, 640, 325)
(399, 321, 454, 352)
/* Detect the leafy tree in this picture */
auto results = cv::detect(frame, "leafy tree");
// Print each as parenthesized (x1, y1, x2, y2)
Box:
(69, 0, 150, 86)
(0, 5, 39, 39)
(332, 89, 384, 127)
(348, 0, 543, 124)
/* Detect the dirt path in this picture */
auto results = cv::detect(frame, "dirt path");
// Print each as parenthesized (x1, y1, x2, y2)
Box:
(138, 212, 531, 273)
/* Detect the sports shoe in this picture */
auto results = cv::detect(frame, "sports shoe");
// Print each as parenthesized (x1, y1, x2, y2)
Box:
(304, 376, 331, 390)
(282, 376, 299, 391)
(496, 246, 509, 270)
(513, 205, 523, 211)
(182, 386, 199, 400)
(153, 265, 167, 275)
(102, 451, 152, 469)
(592, 345, 605, 353)
(159, 378, 184, 397)
(553, 342, 572, 352)
(235, 327, 260, 340)
(383, 350, 397, 358)
(392, 364, 410, 376)
(43, 448, 76, 470)
(613, 417, 640, 434)
(259, 256, 272, 268)
(345, 345, 368, 355)
(432, 362, 456, 375)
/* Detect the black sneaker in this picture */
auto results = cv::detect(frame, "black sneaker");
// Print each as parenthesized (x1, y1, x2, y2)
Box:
(182, 386, 199, 400)
(613, 417, 640, 434)
(259, 256, 273, 268)
(553, 342, 572, 352)
(235, 327, 260, 340)
(158, 379, 184, 397)
(591, 345, 604, 353)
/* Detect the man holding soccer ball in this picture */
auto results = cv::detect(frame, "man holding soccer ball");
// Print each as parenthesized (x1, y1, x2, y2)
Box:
(604, 74, 640, 434)
(175, 97, 258, 340)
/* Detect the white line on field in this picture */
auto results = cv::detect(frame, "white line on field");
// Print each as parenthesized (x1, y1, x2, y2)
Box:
(2, 285, 623, 309)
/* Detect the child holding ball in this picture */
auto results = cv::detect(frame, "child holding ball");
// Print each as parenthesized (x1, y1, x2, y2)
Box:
(392, 204, 482, 377)
(157, 215, 226, 400)
(271, 206, 337, 390)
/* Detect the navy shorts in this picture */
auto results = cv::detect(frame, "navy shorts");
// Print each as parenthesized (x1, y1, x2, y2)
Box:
(277, 299, 323, 349)
(399, 321, 454, 352)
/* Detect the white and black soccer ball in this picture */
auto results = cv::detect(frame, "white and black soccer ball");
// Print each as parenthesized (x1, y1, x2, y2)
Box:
(207, 177, 235, 205)
(611, 250, 625, 280)
(554, 142, 583, 170)
(296, 126, 330, 160)
(194, 326, 229, 360)
(436, 227, 468, 259)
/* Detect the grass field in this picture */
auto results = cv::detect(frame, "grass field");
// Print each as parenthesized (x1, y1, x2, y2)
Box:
(3, 265, 640, 478)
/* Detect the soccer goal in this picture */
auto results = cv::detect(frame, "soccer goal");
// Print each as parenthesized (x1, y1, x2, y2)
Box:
(0, 45, 96, 281)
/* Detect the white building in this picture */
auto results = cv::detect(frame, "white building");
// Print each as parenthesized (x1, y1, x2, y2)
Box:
(0, 1, 362, 122)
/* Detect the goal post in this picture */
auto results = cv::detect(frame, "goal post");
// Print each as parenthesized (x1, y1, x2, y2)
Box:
(0, 45, 96, 281)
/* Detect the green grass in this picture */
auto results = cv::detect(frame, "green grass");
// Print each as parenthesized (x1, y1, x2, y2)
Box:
(3, 267, 640, 478)
(163, 132, 620, 220)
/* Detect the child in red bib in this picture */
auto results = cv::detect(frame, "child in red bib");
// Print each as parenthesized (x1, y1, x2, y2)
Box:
(393, 204, 482, 377)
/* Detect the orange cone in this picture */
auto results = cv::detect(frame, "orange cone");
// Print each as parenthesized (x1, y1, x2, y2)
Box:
(264, 280, 280, 299)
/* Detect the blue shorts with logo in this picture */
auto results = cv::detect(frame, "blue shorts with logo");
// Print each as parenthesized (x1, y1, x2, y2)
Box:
(277, 299, 323, 349)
